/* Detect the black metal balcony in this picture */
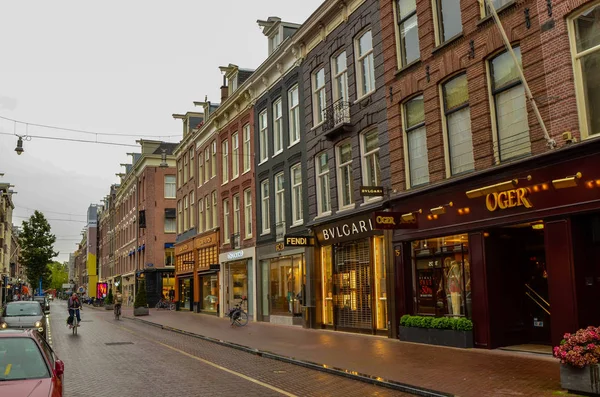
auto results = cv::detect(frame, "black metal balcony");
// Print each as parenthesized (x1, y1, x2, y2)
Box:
(322, 100, 352, 139)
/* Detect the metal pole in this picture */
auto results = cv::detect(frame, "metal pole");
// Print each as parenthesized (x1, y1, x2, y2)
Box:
(484, 0, 557, 149)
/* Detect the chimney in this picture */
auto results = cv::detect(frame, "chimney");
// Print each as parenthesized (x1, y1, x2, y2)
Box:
(220, 75, 228, 102)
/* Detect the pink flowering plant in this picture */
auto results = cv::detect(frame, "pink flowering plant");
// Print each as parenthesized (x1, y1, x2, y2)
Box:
(553, 326, 600, 368)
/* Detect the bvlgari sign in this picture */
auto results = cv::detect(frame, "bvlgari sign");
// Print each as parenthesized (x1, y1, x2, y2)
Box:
(314, 213, 382, 245)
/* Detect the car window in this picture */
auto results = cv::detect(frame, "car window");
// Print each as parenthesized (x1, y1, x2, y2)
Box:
(0, 337, 51, 380)
(4, 303, 43, 317)
(38, 337, 55, 366)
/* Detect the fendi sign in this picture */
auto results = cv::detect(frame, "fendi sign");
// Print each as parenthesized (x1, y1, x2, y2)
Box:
(314, 213, 381, 245)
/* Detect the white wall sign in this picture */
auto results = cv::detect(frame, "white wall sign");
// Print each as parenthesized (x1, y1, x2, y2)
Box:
(227, 251, 244, 260)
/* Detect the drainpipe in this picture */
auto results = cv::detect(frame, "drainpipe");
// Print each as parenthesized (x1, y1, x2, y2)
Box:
(484, 0, 557, 150)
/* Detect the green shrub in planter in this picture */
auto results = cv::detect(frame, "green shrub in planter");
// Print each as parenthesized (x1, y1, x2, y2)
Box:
(105, 289, 114, 305)
(400, 315, 473, 331)
(134, 280, 148, 308)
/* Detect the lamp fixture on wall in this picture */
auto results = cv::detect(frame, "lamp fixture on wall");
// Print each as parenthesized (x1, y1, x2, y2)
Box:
(430, 202, 453, 216)
(466, 175, 532, 199)
(552, 172, 582, 189)
(401, 209, 422, 222)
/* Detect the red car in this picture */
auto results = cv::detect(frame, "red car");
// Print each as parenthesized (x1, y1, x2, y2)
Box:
(0, 329, 64, 397)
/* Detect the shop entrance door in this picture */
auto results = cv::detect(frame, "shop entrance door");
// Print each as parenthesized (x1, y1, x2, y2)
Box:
(488, 222, 551, 347)
(333, 240, 372, 331)
(178, 278, 193, 311)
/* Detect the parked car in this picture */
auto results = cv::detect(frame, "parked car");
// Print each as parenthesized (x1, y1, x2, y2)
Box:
(1, 301, 48, 340)
(0, 329, 64, 396)
(33, 296, 50, 312)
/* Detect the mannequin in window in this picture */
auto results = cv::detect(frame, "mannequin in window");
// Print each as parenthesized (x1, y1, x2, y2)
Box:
(447, 259, 462, 316)
(464, 259, 471, 317)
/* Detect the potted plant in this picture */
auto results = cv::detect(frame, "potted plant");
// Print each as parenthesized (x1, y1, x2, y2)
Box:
(133, 280, 149, 316)
(399, 315, 474, 348)
(105, 289, 114, 311)
(554, 326, 600, 395)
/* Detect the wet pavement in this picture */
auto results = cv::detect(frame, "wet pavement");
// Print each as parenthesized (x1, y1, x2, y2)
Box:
(47, 300, 407, 397)
(106, 305, 571, 397)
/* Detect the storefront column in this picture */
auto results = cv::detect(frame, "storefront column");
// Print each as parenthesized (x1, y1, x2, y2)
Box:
(193, 249, 200, 312)
(545, 219, 579, 345)
(304, 246, 316, 329)
(468, 232, 491, 348)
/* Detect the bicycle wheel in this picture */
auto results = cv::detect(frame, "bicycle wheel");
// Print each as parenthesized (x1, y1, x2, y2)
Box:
(155, 302, 162, 309)
(73, 319, 77, 335)
(233, 310, 248, 326)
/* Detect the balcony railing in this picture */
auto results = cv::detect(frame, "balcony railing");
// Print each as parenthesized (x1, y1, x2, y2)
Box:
(275, 222, 286, 242)
(322, 100, 352, 139)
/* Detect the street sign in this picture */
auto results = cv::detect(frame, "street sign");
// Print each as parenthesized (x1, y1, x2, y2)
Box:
(62, 283, 74, 289)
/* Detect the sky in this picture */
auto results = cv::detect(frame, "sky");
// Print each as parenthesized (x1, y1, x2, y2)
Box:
(0, 0, 323, 263)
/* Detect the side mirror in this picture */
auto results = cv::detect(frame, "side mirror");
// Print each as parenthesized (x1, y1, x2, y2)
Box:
(54, 360, 65, 376)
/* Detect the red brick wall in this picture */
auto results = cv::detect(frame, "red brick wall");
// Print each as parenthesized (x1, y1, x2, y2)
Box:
(379, 0, 585, 192)
(138, 166, 176, 268)
(218, 107, 256, 253)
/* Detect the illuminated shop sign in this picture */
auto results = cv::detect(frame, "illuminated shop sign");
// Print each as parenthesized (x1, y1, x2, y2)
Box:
(284, 236, 314, 247)
(372, 212, 418, 230)
(227, 251, 244, 260)
(359, 186, 384, 197)
(485, 188, 533, 212)
(314, 213, 382, 245)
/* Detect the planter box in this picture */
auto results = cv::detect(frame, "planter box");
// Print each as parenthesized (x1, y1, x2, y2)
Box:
(560, 363, 600, 395)
(105, 304, 114, 311)
(133, 307, 149, 316)
(399, 326, 474, 348)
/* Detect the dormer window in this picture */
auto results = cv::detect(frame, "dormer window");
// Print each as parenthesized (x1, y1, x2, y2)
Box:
(229, 74, 238, 95)
(270, 30, 281, 52)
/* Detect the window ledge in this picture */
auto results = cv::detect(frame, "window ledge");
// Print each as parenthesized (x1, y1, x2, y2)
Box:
(258, 159, 269, 166)
(395, 59, 421, 79)
(260, 231, 271, 236)
(244, 236, 252, 241)
(288, 140, 300, 149)
(361, 196, 383, 206)
(310, 121, 325, 132)
(314, 211, 332, 221)
(273, 150, 283, 158)
(336, 205, 357, 215)
(221, 181, 229, 186)
(432, 33, 464, 55)
(354, 91, 375, 104)
(242, 169, 251, 176)
(477, 1, 518, 27)
(290, 222, 304, 229)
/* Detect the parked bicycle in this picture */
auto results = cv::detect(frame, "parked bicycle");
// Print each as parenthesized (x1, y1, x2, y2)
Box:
(226, 297, 248, 327)
(155, 298, 175, 311)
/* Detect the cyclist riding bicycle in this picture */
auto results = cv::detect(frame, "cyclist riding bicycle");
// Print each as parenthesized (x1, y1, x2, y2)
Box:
(67, 293, 82, 327)
(114, 290, 123, 317)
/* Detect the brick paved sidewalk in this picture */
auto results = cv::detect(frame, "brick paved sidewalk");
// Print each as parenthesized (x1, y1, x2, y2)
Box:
(109, 307, 572, 397)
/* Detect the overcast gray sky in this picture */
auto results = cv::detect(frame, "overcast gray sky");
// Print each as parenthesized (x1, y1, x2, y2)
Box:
(0, 0, 323, 263)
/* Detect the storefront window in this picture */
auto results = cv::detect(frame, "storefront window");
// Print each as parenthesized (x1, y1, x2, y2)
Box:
(269, 254, 304, 316)
(161, 273, 175, 300)
(201, 274, 219, 313)
(321, 246, 334, 325)
(228, 262, 248, 305)
(261, 260, 270, 317)
(412, 234, 470, 317)
(374, 236, 388, 330)
(179, 278, 192, 311)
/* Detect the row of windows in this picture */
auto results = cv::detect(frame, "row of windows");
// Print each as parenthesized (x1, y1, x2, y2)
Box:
(401, 46, 528, 188)
(259, 163, 304, 235)
(311, 29, 375, 126)
(258, 85, 301, 163)
(177, 140, 220, 189)
(222, 124, 252, 184)
(222, 189, 253, 242)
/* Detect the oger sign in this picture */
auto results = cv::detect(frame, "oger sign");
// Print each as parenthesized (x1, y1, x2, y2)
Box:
(372, 212, 418, 230)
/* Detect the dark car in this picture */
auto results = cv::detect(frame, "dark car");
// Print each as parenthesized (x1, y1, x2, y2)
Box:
(1, 301, 48, 340)
(33, 296, 50, 312)
(0, 329, 64, 396)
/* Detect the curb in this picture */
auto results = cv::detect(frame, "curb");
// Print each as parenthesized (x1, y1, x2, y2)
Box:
(124, 315, 454, 397)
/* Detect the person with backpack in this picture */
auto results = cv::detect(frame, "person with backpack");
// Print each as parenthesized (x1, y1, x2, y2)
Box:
(67, 293, 82, 327)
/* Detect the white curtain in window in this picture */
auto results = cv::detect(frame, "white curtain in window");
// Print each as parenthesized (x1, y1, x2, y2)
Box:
(447, 107, 474, 174)
(496, 85, 530, 160)
(407, 127, 429, 186)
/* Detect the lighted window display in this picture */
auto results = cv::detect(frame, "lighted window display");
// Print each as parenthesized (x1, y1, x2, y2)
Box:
(374, 236, 388, 330)
(201, 275, 219, 313)
(269, 254, 305, 316)
(412, 234, 471, 317)
(321, 246, 333, 325)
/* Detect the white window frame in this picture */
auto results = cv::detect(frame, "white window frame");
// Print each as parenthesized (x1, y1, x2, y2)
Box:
(183, 195, 189, 231)
(165, 211, 176, 233)
(177, 160, 182, 189)
(189, 148, 194, 179)
(190, 191, 195, 229)
(222, 139, 229, 184)
(211, 141, 217, 178)
(232, 132, 239, 179)
(432, 0, 463, 46)
(233, 194, 240, 235)
(402, 95, 430, 188)
(440, 73, 474, 177)
(312, 68, 327, 126)
(288, 85, 300, 146)
(183, 153, 189, 182)
(243, 124, 251, 173)
(164, 175, 176, 199)
(205, 194, 211, 229)
(204, 147, 210, 182)
(274, 172, 285, 226)
(360, 130, 381, 202)
(355, 30, 376, 99)
(177, 200, 182, 234)
(273, 98, 283, 155)
(259, 110, 269, 163)
(331, 51, 349, 104)
(394, 0, 421, 68)
(212, 191, 217, 229)
(480, 0, 513, 17)
(223, 198, 230, 243)
(290, 164, 303, 226)
(568, 4, 600, 140)
(261, 179, 270, 234)
(244, 189, 252, 239)
(487, 46, 531, 163)
(336, 141, 354, 211)
(198, 153, 204, 187)
(198, 198, 204, 233)
(315, 152, 331, 216)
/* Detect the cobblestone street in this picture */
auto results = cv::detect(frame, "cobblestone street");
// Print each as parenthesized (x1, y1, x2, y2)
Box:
(47, 301, 407, 397)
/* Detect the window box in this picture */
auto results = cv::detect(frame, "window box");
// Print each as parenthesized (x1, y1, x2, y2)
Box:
(399, 315, 474, 348)
(559, 364, 600, 395)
